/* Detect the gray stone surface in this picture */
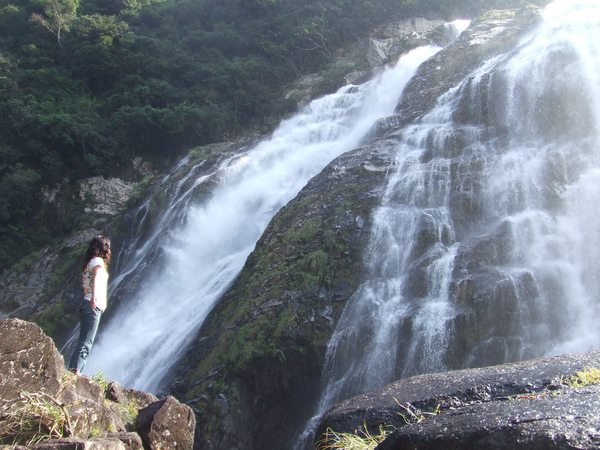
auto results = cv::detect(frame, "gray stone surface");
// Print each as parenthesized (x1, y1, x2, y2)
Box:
(315, 351, 600, 449)
(136, 396, 196, 450)
(79, 177, 135, 217)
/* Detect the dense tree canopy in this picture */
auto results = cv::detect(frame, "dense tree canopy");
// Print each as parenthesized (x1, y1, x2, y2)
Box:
(0, 0, 548, 271)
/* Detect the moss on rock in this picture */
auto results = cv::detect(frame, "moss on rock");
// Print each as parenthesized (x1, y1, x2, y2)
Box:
(169, 145, 391, 449)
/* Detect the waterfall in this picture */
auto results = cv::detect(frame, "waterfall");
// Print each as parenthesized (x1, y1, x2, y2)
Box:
(297, 0, 600, 445)
(84, 44, 445, 392)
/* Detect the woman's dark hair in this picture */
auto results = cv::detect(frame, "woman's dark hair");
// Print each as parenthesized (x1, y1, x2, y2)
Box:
(81, 235, 111, 273)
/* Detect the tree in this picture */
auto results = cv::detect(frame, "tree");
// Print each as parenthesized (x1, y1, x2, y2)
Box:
(30, 0, 79, 47)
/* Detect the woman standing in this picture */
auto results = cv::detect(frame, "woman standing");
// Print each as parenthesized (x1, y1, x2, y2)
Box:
(68, 235, 111, 375)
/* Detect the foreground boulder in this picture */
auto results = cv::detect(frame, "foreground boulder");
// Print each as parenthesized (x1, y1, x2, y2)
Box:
(0, 318, 194, 449)
(316, 350, 600, 449)
(136, 397, 196, 450)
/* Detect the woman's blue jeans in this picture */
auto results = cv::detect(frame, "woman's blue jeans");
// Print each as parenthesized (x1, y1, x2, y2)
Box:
(68, 300, 102, 373)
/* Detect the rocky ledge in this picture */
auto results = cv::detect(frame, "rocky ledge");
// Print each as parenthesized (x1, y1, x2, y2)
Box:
(0, 319, 195, 449)
(316, 350, 600, 449)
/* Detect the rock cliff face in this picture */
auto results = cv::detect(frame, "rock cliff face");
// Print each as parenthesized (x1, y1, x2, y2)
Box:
(79, 177, 136, 218)
(167, 7, 547, 450)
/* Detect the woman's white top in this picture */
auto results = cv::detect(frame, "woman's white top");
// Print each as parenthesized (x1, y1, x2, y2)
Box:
(82, 257, 109, 311)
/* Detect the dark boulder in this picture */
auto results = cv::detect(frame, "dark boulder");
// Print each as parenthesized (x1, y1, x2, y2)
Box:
(376, 384, 600, 449)
(316, 350, 600, 449)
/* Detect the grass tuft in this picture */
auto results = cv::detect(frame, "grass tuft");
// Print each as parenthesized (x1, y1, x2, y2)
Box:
(122, 395, 139, 423)
(92, 372, 110, 392)
(316, 424, 394, 450)
(0, 391, 72, 445)
(566, 366, 600, 388)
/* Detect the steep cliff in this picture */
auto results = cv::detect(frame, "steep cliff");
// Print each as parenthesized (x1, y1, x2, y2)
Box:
(168, 7, 546, 450)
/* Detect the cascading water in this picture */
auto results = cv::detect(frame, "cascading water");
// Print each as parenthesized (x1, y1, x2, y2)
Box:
(297, 0, 600, 445)
(83, 44, 446, 392)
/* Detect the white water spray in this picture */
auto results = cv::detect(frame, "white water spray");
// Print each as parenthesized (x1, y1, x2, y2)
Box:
(297, 0, 600, 446)
(86, 45, 441, 392)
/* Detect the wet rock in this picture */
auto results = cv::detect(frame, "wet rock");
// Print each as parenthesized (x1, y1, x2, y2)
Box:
(376, 385, 600, 449)
(367, 18, 445, 68)
(315, 350, 600, 449)
(166, 10, 551, 450)
(169, 142, 391, 450)
(389, 8, 542, 134)
(285, 17, 447, 110)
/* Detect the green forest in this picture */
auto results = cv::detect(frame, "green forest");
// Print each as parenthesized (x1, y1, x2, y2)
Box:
(0, 0, 546, 272)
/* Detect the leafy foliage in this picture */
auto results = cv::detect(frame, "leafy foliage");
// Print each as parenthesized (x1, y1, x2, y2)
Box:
(30, 0, 79, 46)
(0, 0, 550, 271)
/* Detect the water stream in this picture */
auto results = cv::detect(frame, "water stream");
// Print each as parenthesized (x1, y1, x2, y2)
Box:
(85, 43, 449, 392)
(296, 0, 600, 445)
